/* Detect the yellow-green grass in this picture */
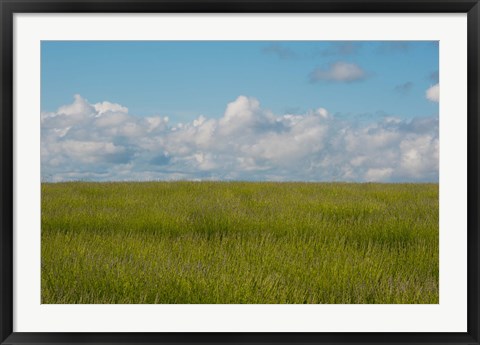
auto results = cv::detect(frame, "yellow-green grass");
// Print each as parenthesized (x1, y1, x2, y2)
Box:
(41, 182, 438, 304)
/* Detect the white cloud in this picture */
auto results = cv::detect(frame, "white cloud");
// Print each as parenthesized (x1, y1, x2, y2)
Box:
(94, 101, 128, 115)
(365, 168, 394, 182)
(57, 94, 95, 116)
(309, 61, 367, 82)
(95, 112, 130, 127)
(426, 83, 439, 102)
(218, 95, 269, 136)
(315, 108, 329, 118)
(41, 95, 438, 182)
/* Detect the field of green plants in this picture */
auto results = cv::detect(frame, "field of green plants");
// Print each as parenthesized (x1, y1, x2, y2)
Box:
(41, 182, 438, 304)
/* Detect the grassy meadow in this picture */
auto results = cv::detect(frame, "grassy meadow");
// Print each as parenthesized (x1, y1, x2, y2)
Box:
(41, 182, 438, 304)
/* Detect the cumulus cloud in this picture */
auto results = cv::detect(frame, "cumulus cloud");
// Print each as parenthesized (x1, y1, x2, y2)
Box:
(41, 95, 438, 183)
(94, 101, 128, 115)
(57, 94, 95, 116)
(309, 62, 367, 83)
(426, 83, 439, 102)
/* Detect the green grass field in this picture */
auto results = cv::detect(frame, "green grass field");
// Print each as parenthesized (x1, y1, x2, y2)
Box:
(41, 182, 438, 304)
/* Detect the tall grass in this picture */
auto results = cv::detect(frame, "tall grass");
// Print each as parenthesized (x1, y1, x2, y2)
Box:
(41, 182, 438, 304)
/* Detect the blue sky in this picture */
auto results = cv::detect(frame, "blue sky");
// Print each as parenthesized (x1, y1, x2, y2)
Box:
(41, 41, 439, 182)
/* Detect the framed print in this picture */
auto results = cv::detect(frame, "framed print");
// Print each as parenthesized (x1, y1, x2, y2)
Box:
(1, 0, 479, 344)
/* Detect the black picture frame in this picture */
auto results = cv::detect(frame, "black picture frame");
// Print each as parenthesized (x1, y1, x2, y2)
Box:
(1, 0, 479, 344)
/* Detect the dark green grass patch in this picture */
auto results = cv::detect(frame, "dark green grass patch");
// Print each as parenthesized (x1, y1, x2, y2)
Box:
(41, 182, 438, 304)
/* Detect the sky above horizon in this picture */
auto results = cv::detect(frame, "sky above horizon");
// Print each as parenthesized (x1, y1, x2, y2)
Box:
(41, 41, 439, 182)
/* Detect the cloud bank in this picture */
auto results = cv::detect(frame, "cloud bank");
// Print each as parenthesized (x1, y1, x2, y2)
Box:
(41, 95, 438, 182)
